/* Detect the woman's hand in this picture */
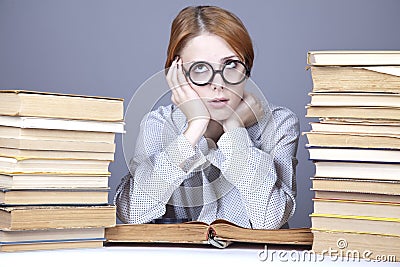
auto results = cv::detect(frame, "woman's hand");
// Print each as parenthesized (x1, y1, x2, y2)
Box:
(222, 91, 264, 132)
(166, 57, 210, 147)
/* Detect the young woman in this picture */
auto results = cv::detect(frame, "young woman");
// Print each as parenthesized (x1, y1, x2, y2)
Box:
(114, 5, 300, 229)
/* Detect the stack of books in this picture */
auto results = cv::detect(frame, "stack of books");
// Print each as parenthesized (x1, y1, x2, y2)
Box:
(304, 51, 400, 261)
(0, 90, 124, 252)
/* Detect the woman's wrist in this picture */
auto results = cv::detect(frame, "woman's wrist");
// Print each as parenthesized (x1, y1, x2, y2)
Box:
(223, 118, 243, 132)
(183, 119, 209, 147)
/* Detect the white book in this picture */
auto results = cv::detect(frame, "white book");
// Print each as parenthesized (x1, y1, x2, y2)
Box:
(0, 147, 114, 161)
(310, 120, 400, 135)
(309, 92, 400, 107)
(0, 115, 125, 133)
(314, 161, 400, 180)
(307, 50, 400, 66)
(0, 173, 109, 189)
(0, 125, 115, 143)
(0, 137, 115, 153)
(307, 146, 400, 163)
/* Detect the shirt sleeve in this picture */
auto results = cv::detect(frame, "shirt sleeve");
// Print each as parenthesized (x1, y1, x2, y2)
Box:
(208, 106, 300, 229)
(114, 109, 206, 224)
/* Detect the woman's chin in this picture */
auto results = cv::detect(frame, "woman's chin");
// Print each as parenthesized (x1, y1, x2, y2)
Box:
(210, 112, 233, 122)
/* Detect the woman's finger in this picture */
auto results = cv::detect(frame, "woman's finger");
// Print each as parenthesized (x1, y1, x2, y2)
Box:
(166, 57, 179, 89)
(169, 58, 187, 103)
(176, 59, 190, 90)
(171, 59, 188, 101)
(176, 59, 200, 100)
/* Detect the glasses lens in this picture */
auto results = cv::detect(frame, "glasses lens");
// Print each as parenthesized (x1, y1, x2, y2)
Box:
(189, 62, 213, 85)
(222, 61, 247, 84)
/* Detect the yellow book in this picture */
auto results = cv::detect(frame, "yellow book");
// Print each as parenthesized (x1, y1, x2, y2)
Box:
(0, 240, 104, 252)
(310, 118, 400, 135)
(0, 173, 110, 189)
(0, 137, 115, 153)
(304, 131, 400, 149)
(313, 198, 400, 218)
(311, 177, 400, 195)
(0, 90, 124, 121)
(0, 205, 116, 231)
(0, 147, 115, 161)
(0, 157, 111, 175)
(0, 125, 115, 143)
(312, 230, 400, 262)
(313, 190, 400, 203)
(309, 66, 400, 93)
(105, 219, 313, 248)
(0, 188, 110, 205)
(311, 213, 400, 236)
(306, 105, 400, 121)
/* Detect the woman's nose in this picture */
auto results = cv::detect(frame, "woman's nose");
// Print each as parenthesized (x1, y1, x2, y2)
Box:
(211, 71, 225, 90)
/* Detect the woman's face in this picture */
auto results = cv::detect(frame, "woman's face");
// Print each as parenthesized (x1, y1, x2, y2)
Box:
(179, 34, 246, 122)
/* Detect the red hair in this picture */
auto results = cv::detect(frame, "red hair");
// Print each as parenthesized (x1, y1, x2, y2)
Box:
(165, 6, 254, 73)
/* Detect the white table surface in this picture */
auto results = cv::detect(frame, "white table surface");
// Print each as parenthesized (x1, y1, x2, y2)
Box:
(0, 243, 397, 267)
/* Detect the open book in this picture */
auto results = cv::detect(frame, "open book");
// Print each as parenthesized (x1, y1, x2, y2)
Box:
(105, 219, 313, 248)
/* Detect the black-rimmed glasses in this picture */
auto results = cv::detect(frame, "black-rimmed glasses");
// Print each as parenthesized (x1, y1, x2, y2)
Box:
(184, 60, 250, 86)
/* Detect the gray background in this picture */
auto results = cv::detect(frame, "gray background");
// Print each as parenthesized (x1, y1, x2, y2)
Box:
(1, 0, 399, 228)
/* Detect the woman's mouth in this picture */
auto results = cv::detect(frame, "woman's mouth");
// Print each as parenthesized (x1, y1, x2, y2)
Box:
(208, 98, 229, 108)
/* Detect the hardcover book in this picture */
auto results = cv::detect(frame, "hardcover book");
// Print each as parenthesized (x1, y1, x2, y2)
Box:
(312, 198, 400, 218)
(0, 90, 124, 121)
(312, 230, 400, 261)
(0, 137, 115, 153)
(309, 66, 400, 93)
(307, 50, 400, 66)
(309, 92, 400, 107)
(0, 115, 125, 133)
(313, 190, 400, 203)
(0, 205, 116, 231)
(313, 161, 400, 180)
(310, 213, 400, 236)
(311, 177, 400, 195)
(0, 228, 105, 252)
(0, 125, 116, 143)
(0, 188, 110, 205)
(0, 147, 115, 161)
(306, 105, 400, 121)
(0, 173, 110, 189)
(309, 119, 400, 135)
(0, 157, 111, 175)
(0, 239, 104, 252)
(304, 131, 400, 149)
(105, 220, 313, 248)
(306, 146, 400, 163)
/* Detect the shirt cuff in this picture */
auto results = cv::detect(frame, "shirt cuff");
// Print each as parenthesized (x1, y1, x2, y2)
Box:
(217, 127, 254, 154)
(165, 134, 206, 173)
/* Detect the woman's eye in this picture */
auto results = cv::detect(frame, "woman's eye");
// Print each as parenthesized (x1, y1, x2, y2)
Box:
(194, 64, 209, 73)
(225, 61, 237, 69)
